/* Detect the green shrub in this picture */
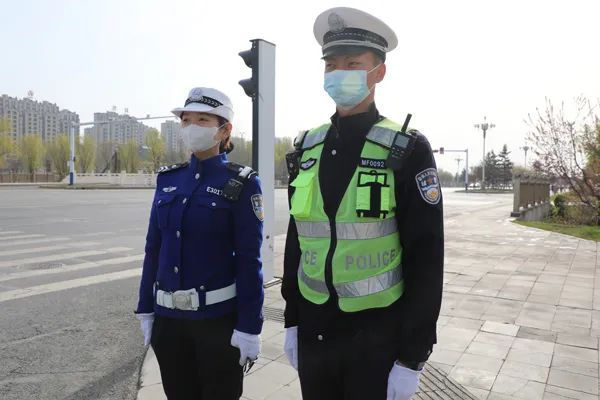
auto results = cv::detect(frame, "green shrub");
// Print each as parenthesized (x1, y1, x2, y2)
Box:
(553, 194, 567, 218)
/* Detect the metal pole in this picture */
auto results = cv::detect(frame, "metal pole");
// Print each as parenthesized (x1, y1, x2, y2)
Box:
(482, 129, 486, 190)
(465, 149, 469, 190)
(69, 123, 75, 185)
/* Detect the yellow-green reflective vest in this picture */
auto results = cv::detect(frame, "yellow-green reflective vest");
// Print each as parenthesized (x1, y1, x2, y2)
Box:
(290, 118, 405, 312)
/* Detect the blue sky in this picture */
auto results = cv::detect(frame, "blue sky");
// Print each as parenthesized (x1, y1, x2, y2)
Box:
(2, 0, 599, 173)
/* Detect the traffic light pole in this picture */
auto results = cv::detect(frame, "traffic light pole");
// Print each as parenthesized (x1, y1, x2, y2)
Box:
(433, 148, 470, 190)
(69, 123, 76, 185)
(239, 39, 276, 284)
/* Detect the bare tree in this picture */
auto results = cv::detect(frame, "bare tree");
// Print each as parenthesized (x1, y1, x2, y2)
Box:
(19, 134, 45, 182)
(46, 134, 70, 179)
(120, 139, 140, 173)
(0, 118, 13, 170)
(527, 96, 600, 211)
(77, 135, 96, 173)
(145, 128, 165, 172)
(96, 141, 116, 172)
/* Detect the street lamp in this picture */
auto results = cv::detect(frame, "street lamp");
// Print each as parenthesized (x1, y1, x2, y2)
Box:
(68, 114, 174, 185)
(474, 116, 495, 190)
(521, 145, 530, 168)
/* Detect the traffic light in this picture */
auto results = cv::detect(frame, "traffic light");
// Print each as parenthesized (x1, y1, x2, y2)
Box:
(439, 147, 444, 155)
(238, 42, 258, 98)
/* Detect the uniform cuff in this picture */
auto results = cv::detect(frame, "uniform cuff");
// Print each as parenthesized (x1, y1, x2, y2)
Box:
(396, 346, 433, 363)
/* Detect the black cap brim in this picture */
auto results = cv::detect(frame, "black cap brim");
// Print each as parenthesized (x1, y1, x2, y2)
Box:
(321, 45, 386, 61)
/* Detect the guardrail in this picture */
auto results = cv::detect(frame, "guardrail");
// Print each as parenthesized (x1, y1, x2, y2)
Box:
(60, 172, 157, 187)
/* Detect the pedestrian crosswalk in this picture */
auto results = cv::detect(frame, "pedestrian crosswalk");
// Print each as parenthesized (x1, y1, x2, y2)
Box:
(0, 228, 144, 304)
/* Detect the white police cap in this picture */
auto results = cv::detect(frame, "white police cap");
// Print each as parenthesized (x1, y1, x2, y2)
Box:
(171, 87, 234, 122)
(313, 7, 398, 58)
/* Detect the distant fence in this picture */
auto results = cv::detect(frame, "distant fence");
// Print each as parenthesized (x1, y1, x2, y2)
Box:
(0, 172, 60, 183)
(61, 172, 157, 187)
(511, 175, 551, 220)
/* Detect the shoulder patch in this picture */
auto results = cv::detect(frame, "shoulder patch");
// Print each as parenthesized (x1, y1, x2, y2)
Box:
(157, 162, 189, 174)
(250, 194, 264, 221)
(415, 168, 441, 205)
(300, 158, 317, 170)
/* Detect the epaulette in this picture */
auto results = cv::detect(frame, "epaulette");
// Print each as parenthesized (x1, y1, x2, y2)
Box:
(222, 162, 257, 201)
(225, 162, 257, 178)
(157, 161, 189, 174)
(293, 130, 309, 150)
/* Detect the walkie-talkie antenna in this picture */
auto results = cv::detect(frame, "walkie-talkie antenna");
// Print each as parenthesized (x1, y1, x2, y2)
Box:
(401, 113, 412, 133)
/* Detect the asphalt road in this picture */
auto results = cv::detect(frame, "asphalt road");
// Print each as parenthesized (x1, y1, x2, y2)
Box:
(0, 186, 512, 400)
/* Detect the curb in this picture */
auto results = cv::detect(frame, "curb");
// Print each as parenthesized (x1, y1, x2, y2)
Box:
(136, 347, 166, 400)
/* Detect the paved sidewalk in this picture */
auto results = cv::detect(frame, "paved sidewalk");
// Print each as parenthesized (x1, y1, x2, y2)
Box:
(138, 194, 600, 400)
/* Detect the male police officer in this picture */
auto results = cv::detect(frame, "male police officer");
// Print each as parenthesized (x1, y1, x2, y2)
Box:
(281, 7, 444, 400)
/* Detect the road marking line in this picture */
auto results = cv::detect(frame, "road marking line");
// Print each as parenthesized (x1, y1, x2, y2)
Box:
(78, 232, 113, 237)
(0, 245, 71, 257)
(0, 234, 46, 241)
(0, 237, 70, 248)
(0, 268, 141, 303)
(0, 247, 133, 269)
(0, 254, 144, 282)
(0, 231, 23, 236)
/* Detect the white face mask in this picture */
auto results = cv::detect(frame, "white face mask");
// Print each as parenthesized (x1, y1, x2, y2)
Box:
(180, 123, 225, 152)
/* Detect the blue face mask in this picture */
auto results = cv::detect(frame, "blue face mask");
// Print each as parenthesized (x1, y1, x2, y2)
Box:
(323, 64, 381, 109)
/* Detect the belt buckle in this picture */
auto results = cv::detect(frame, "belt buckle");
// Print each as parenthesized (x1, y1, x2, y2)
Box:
(172, 291, 191, 310)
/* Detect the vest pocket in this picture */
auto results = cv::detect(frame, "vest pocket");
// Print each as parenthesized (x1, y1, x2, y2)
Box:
(356, 171, 391, 218)
(290, 172, 315, 219)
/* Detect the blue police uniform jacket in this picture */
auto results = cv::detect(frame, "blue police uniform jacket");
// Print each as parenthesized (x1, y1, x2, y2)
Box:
(136, 153, 264, 335)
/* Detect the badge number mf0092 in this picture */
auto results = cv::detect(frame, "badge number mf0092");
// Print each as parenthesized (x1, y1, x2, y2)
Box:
(415, 168, 441, 205)
(251, 194, 264, 221)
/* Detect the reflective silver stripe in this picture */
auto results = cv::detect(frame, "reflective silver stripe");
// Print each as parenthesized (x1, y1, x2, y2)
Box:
(336, 218, 397, 240)
(366, 126, 396, 148)
(298, 264, 329, 294)
(334, 266, 403, 298)
(301, 127, 329, 149)
(296, 219, 398, 240)
(296, 221, 330, 238)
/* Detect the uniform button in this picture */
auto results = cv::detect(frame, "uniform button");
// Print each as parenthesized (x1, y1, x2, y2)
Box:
(158, 199, 162, 204)
(331, 149, 337, 155)
(173, 266, 179, 273)
(195, 173, 200, 180)
(182, 198, 187, 204)
(176, 230, 180, 238)
(211, 202, 216, 207)
(199, 285, 205, 291)
(317, 334, 324, 341)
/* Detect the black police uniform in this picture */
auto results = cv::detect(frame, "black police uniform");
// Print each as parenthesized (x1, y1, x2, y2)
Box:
(281, 103, 444, 399)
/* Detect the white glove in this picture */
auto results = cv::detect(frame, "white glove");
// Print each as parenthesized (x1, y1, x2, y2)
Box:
(136, 313, 154, 346)
(230, 329, 261, 366)
(386, 362, 422, 400)
(283, 326, 298, 370)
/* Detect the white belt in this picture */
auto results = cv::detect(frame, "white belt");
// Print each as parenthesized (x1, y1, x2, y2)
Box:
(156, 283, 236, 311)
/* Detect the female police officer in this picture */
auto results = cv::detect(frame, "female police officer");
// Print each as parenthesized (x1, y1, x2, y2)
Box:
(135, 87, 264, 400)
